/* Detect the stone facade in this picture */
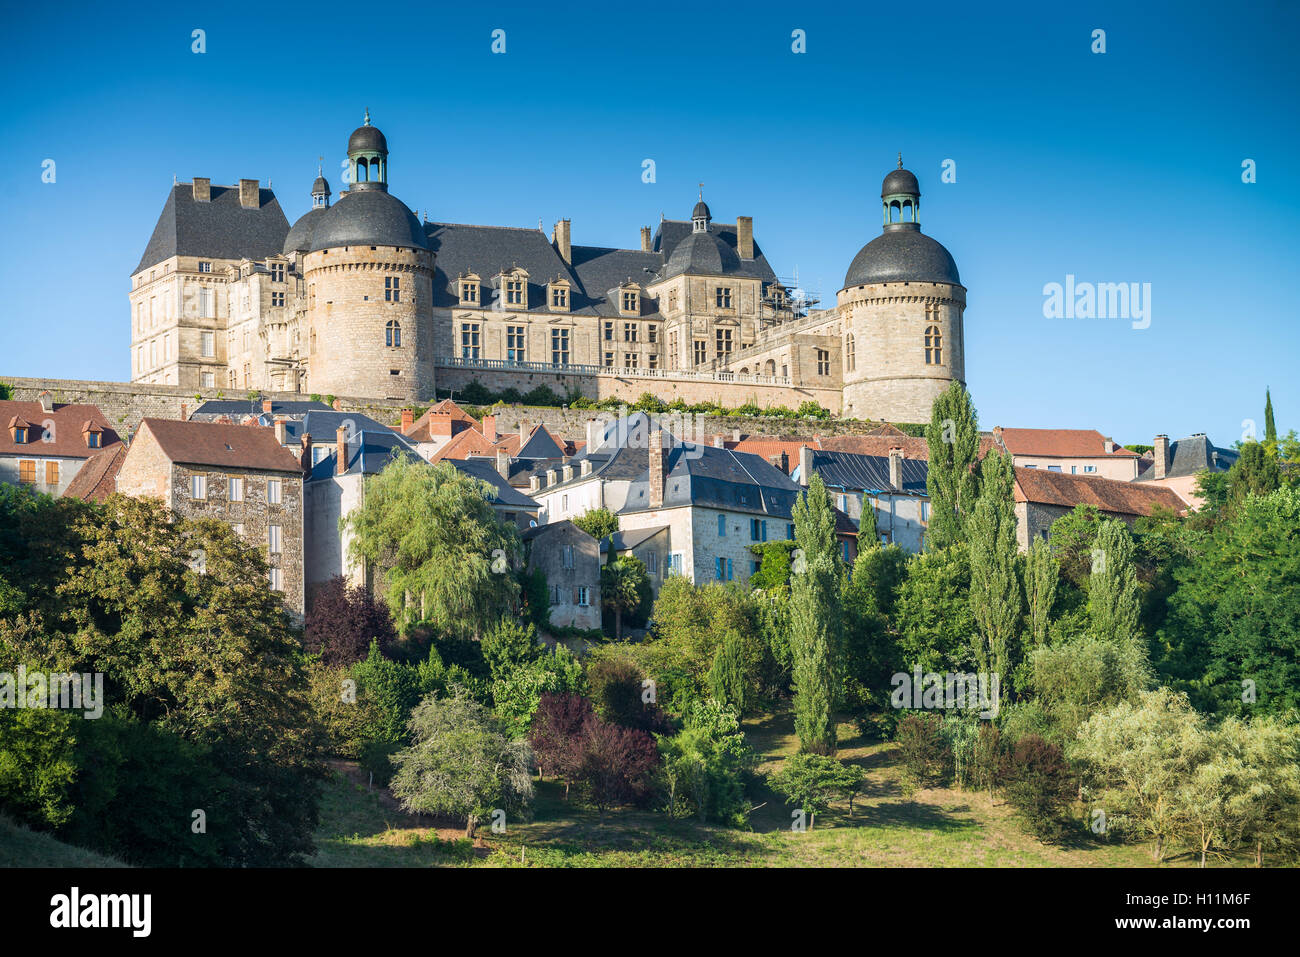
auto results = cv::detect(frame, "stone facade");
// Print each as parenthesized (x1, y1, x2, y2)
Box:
(522, 521, 601, 631)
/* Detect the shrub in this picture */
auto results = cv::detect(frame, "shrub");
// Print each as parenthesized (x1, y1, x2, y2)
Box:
(894, 713, 950, 793)
(971, 722, 1002, 792)
(1001, 734, 1075, 841)
(588, 656, 666, 732)
(658, 699, 758, 826)
(572, 716, 659, 818)
(303, 576, 397, 667)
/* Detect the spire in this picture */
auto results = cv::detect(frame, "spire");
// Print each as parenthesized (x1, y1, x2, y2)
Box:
(898, 151, 903, 169)
(363, 107, 371, 126)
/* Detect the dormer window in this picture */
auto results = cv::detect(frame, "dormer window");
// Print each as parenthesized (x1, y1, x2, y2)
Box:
(13, 426, 27, 444)
(270, 261, 285, 283)
(85, 428, 102, 449)
(198, 261, 211, 273)
(548, 277, 570, 312)
(619, 284, 641, 316)
(458, 274, 481, 305)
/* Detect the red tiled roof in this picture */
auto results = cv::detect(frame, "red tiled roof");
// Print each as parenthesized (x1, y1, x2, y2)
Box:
(996, 427, 1138, 458)
(1013, 467, 1186, 516)
(138, 418, 303, 473)
(818, 434, 930, 460)
(725, 437, 817, 471)
(63, 444, 126, 502)
(430, 427, 494, 461)
(0, 400, 122, 459)
(406, 399, 478, 441)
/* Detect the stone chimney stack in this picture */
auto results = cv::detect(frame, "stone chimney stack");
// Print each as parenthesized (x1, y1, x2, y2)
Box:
(1154, 434, 1170, 480)
(192, 177, 211, 202)
(239, 178, 260, 209)
(38, 391, 54, 413)
(712, 434, 725, 448)
(889, 447, 904, 491)
(180, 402, 187, 421)
(496, 449, 511, 478)
(300, 433, 313, 471)
(648, 429, 667, 508)
(771, 451, 789, 473)
(519, 421, 528, 444)
(640, 226, 652, 252)
(992, 425, 1005, 451)
(586, 418, 604, 451)
(262, 398, 273, 414)
(274, 417, 287, 446)
(799, 444, 814, 487)
(1103, 437, 1116, 454)
(400, 408, 414, 433)
(336, 425, 348, 476)
(482, 414, 497, 444)
(553, 219, 572, 265)
(737, 216, 754, 260)
(331, 397, 343, 411)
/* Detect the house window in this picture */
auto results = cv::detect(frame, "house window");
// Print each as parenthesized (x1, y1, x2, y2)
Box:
(715, 287, 732, 309)
(198, 261, 211, 273)
(201, 331, 215, 357)
(816, 349, 830, 375)
(646, 552, 658, 574)
(87, 431, 101, 449)
(624, 323, 638, 342)
(921, 501, 930, 521)
(715, 556, 733, 581)
(1083, 465, 1097, 473)
(550, 584, 562, 605)
(228, 476, 244, 501)
(693, 340, 707, 366)
(268, 524, 282, 554)
(45, 461, 59, 486)
(13, 427, 27, 444)
(550, 286, 568, 309)
(386, 319, 402, 347)
(845, 334, 855, 372)
(505, 279, 525, 306)
(551, 329, 570, 365)
(191, 475, 207, 499)
(717, 514, 727, 537)
(17, 460, 35, 484)
(925, 325, 942, 365)
(750, 518, 767, 541)
(232, 522, 245, 537)
(843, 541, 852, 562)
(787, 523, 796, 539)
(461, 323, 481, 359)
(385, 276, 401, 302)
(1048, 465, 1062, 473)
(562, 544, 575, 569)
(621, 290, 638, 313)
(269, 567, 282, 592)
(507, 326, 526, 363)
(271, 292, 286, 307)
(267, 479, 282, 504)
(715, 328, 733, 358)
(562, 495, 569, 511)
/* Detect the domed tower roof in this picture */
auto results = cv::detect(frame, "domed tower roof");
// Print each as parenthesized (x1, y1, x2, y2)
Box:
(842, 156, 961, 288)
(348, 109, 388, 155)
(312, 174, 330, 195)
(309, 189, 428, 251)
(283, 165, 334, 253)
(663, 230, 742, 279)
(692, 199, 711, 222)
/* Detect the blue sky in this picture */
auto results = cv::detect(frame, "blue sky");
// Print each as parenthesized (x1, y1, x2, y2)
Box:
(2, 0, 1296, 444)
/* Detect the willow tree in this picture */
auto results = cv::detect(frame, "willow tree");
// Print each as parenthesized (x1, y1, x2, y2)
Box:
(924, 381, 980, 549)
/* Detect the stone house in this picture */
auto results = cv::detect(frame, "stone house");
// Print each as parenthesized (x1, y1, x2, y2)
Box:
(114, 417, 307, 615)
(794, 445, 930, 553)
(990, 426, 1140, 480)
(0, 392, 121, 496)
(1012, 466, 1187, 550)
(521, 521, 601, 631)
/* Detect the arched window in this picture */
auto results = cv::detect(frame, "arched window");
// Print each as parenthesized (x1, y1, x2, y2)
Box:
(924, 325, 942, 365)
(845, 333, 855, 371)
(764, 359, 775, 376)
(386, 319, 401, 348)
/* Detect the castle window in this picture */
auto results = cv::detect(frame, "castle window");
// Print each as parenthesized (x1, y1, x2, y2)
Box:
(668, 289, 679, 312)
(845, 333, 855, 372)
(270, 262, 285, 283)
(624, 353, 639, 369)
(816, 349, 830, 375)
(693, 340, 707, 366)
(198, 261, 211, 273)
(647, 324, 658, 343)
(271, 292, 285, 307)
(648, 354, 659, 370)
(925, 325, 942, 365)
(386, 319, 401, 347)
(715, 328, 733, 357)
(624, 323, 638, 342)
(385, 276, 400, 302)
(715, 287, 732, 309)
(506, 279, 525, 306)
(604, 352, 614, 368)
(551, 329, 570, 365)
(507, 326, 526, 363)
(199, 287, 214, 318)
(459, 278, 479, 304)
(460, 323, 480, 359)
(201, 371, 214, 388)
(622, 291, 638, 313)
(200, 331, 214, 357)
(550, 285, 568, 309)
(604, 321, 614, 341)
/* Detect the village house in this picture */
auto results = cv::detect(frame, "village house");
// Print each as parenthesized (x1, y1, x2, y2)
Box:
(794, 445, 930, 552)
(0, 392, 121, 496)
(1012, 466, 1187, 549)
(521, 520, 602, 631)
(1133, 432, 1238, 508)
(990, 426, 1140, 480)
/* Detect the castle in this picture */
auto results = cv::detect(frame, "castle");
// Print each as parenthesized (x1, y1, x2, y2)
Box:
(129, 113, 966, 423)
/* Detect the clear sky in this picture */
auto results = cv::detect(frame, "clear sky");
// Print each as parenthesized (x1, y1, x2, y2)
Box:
(2, 0, 1296, 445)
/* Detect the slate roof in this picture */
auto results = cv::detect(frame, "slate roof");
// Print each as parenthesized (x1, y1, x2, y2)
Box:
(63, 444, 127, 502)
(308, 429, 417, 479)
(843, 223, 961, 288)
(287, 410, 410, 447)
(448, 457, 541, 510)
(310, 186, 427, 251)
(1135, 434, 1239, 481)
(622, 442, 803, 518)
(818, 433, 931, 460)
(191, 399, 331, 421)
(1014, 467, 1186, 516)
(135, 184, 290, 274)
(283, 206, 331, 255)
(0, 400, 121, 459)
(522, 519, 594, 544)
(801, 449, 929, 496)
(599, 525, 670, 553)
(652, 219, 778, 282)
(137, 418, 303, 473)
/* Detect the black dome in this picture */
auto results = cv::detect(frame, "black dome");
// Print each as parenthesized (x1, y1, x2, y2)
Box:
(312, 175, 330, 195)
(348, 123, 388, 155)
(692, 199, 712, 221)
(283, 206, 330, 254)
(882, 168, 920, 197)
(663, 230, 741, 279)
(843, 225, 960, 287)
(309, 189, 427, 251)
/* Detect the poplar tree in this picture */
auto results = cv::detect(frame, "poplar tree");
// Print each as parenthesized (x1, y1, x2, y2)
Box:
(967, 449, 1023, 681)
(924, 381, 980, 549)
(1087, 520, 1150, 683)
(1024, 538, 1059, 648)
(789, 472, 840, 754)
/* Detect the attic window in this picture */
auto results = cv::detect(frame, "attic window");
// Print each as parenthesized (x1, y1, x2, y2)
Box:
(86, 432, 100, 449)
(224, 444, 233, 451)
(13, 427, 27, 443)
(198, 261, 212, 273)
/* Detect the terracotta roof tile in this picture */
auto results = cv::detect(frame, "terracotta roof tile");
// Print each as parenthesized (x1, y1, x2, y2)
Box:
(1013, 467, 1185, 516)
(63, 445, 126, 502)
(138, 418, 303, 473)
(0, 400, 122, 459)
(995, 427, 1138, 458)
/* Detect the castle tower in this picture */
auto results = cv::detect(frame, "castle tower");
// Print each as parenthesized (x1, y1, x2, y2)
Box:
(838, 158, 966, 423)
(301, 111, 434, 401)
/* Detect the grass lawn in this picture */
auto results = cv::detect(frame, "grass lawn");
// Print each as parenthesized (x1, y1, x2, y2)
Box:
(311, 705, 1221, 868)
(0, 814, 127, 868)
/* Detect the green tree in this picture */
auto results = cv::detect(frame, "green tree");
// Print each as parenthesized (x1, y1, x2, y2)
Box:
(1024, 538, 1059, 648)
(708, 629, 748, 716)
(344, 457, 521, 637)
(1088, 519, 1143, 651)
(1264, 388, 1277, 445)
(1226, 442, 1281, 511)
(658, 698, 757, 825)
(789, 472, 840, 754)
(389, 688, 533, 838)
(480, 617, 539, 680)
(601, 554, 650, 639)
(967, 449, 1023, 683)
(770, 753, 860, 829)
(573, 507, 619, 542)
(895, 544, 976, 672)
(923, 380, 980, 549)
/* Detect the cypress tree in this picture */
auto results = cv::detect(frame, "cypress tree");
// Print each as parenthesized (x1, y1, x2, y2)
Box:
(924, 381, 980, 549)
(790, 472, 840, 754)
(1264, 388, 1277, 445)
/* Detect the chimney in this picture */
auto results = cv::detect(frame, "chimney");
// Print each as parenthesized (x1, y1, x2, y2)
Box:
(1154, 434, 1170, 480)
(180, 402, 188, 421)
(737, 216, 754, 260)
(336, 425, 348, 476)
(552, 219, 571, 265)
(771, 451, 789, 474)
(889, 447, 904, 491)
(239, 178, 260, 209)
(992, 425, 1005, 451)
(798, 444, 814, 487)
(649, 429, 666, 508)
(732, 428, 741, 442)
(482, 414, 497, 444)
(519, 421, 528, 444)
(262, 398, 273, 414)
(562, 464, 575, 482)
(580, 458, 593, 476)
(274, 417, 287, 446)
(529, 474, 542, 493)
(300, 433, 313, 471)
(712, 434, 725, 448)
(496, 449, 511, 478)
(38, 390, 54, 414)
(192, 177, 211, 203)
(640, 226, 652, 252)
(586, 418, 603, 451)
(400, 408, 414, 433)
(1103, 437, 1116, 454)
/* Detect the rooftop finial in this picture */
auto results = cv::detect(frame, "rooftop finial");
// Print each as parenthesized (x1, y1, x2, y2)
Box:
(898, 152, 903, 169)
(317, 155, 323, 176)
(363, 107, 371, 126)
(698, 182, 704, 199)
